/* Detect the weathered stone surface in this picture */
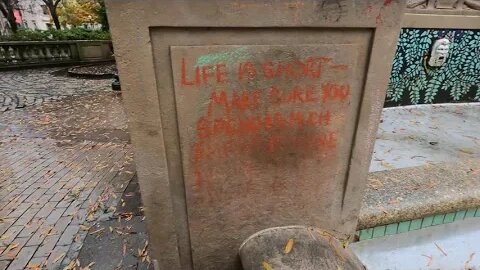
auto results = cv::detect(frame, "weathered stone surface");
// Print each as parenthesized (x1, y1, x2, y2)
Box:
(239, 226, 365, 270)
(465, 0, 480, 10)
(171, 44, 365, 269)
(106, 0, 404, 269)
(359, 160, 480, 229)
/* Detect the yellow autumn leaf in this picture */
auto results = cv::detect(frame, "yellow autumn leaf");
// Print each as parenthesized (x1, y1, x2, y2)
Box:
(368, 178, 384, 190)
(284, 239, 294, 254)
(53, 252, 66, 263)
(262, 261, 273, 270)
(459, 148, 474, 155)
(380, 160, 395, 170)
(4, 243, 19, 254)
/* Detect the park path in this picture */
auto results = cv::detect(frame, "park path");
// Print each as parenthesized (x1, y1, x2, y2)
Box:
(0, 68, 135, 270)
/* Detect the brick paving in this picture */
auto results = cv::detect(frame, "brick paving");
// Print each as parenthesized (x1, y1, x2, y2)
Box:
(0, 68, 111, 112)
(0, 68, 134, 270)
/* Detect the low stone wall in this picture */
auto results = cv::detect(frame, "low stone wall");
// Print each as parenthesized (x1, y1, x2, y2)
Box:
(0, 40, 113, 69)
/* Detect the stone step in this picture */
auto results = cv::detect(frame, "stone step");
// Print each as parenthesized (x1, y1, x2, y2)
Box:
(357, 160, 480, 239)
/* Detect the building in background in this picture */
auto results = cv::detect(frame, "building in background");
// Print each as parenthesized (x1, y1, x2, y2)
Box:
(0, 0, 52, 35)
(0, 17, 9, 35)
(17, 0, 52, 30)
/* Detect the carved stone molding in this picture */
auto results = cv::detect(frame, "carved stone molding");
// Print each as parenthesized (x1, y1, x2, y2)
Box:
(407, 0, 480, 10)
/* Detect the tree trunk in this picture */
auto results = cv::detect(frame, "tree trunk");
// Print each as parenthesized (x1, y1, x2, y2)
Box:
(43, 0, 61, 30)
(8, 16, 17, 32)
(6, 6, 17, 33)
(0, 1, 18, 33)
(50, 8, 60, 29)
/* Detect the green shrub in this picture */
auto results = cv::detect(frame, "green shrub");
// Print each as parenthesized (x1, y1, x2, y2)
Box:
(0, 28, 111, 41)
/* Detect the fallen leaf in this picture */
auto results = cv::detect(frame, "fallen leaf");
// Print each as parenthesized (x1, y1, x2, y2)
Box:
(80, 225, 91, 231)
(422, 254, 433, 267)
(262, 261, 273, 270)
(53, 252, 66, 263)
(380, 160, 395, 170)
(89, 228, 104, 235)
(79, 261, 95, 270)
(26, 262, 43, 270)
(465, 253, 475, 269)
(284, 239, 294, 254)
(4, 243, 19, 254)
(368, 178, 384, 190)
(63, 260, 76, 270)
(459, 148, 474, 155)
(434, 242, 447, 256)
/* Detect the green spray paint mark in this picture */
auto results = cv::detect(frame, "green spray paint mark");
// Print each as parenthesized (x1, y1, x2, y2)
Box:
(196, 47, 251, 66)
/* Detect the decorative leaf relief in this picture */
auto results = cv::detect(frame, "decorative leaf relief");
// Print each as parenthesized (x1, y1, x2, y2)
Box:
(387, 29, 480, 105)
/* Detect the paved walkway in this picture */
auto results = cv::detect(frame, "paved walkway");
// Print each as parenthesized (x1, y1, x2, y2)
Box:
(370, 103, 480, 172)
(0, 69, 134, 270)
(0, 68, 110, 112)
(2, 68, 479, 269)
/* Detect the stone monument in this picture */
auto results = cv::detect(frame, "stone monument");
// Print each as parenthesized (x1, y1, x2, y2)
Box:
(106, 1, 405, 269)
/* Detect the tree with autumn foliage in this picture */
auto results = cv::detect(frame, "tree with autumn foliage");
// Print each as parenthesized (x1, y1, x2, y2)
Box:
(0, 0, 18, 33)
(57, 0, 101, 28)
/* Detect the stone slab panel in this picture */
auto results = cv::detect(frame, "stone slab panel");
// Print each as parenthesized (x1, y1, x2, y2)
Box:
(171, 44, 363, 269)
(105, 0, 405, 269)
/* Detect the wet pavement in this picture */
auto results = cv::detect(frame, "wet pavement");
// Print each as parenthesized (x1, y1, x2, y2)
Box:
(76, 176, 151, 270)
(0, 69, 141, 270)
(1, 68, 479, 270)
(0, 68, 111, 112)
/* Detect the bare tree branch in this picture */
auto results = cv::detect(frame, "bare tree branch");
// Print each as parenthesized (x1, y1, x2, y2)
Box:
(0, 0, 18, 32)
(0, 4, 8, 19)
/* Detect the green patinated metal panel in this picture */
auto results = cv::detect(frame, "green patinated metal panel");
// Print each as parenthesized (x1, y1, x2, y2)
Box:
(409, 219, 423, 231)
(397, 221, 411, 234)
(421, 216, 434, 228)
(444, 213, 455, 223)
(432, 214, 445, 226)
(385, 224, 398, 235)
(454, 210, 467, 221)
(465, 208, 477, 218)
(359, 228, 374, 241)
(372, 226, 386, 238)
